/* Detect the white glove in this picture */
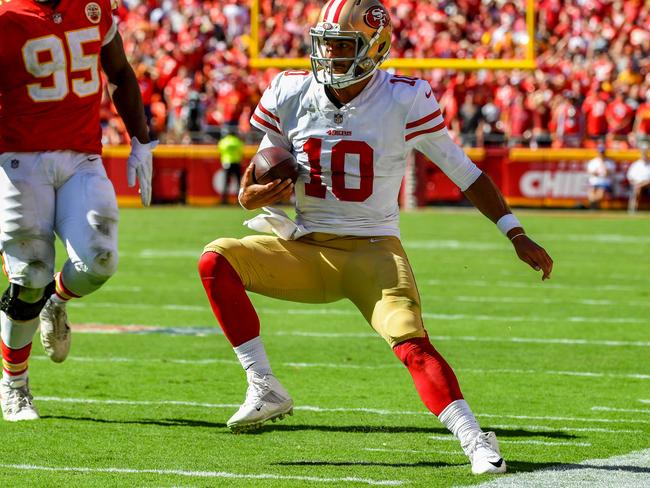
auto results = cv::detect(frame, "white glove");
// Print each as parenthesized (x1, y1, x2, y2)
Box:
(127, 137, 159, 206)
(243, 207, 309, 240)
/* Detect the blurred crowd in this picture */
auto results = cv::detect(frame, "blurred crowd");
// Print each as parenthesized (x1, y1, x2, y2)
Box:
(102, 0, 650, 149)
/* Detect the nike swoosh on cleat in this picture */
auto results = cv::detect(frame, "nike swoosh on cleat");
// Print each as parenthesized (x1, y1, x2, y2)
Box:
(489, 459, 504, 468)
(88, 157, 99, 161)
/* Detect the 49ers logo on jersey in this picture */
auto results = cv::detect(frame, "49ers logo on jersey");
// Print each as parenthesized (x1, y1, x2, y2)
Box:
(85, 2, 102, 24)
(363, 6, 389, 29)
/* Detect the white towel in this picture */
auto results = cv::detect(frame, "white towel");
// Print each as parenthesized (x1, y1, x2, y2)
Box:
(243, 207, 309, 240)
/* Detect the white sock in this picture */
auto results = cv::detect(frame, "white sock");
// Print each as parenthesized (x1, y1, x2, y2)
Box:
(50, 294, 67, 305)
(3, 371, 28, 383)
(438, 399, 482, 451)
(233, 336, 272, 376)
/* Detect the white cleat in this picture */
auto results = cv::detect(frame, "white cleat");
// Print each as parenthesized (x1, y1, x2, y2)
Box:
(40, 298, 71, 363)
(0, 378, 40, 422)
(466, 431, 507, 474)
(227, 370, 293, 433)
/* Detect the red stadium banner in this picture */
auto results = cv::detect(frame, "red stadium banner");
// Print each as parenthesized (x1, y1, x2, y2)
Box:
(416, 148, 641, 209)
(103, 145, 258, 206)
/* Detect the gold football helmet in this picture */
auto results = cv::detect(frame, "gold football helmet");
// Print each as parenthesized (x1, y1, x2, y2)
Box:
(310, 0, 392, 88)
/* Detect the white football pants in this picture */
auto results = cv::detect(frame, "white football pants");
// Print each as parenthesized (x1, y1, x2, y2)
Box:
(0, 151, 119, 295)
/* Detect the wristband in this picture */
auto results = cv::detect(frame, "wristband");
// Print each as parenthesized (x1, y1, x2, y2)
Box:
(496, 214, 522, 236)
(237, 188, 247, 210)
(509, 232, 526, 241)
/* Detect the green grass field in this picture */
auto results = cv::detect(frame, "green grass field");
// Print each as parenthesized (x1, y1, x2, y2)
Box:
(0, 206, 648, 487)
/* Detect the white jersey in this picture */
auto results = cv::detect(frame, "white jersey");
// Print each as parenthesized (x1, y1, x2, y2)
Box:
(586, 156, 615, 186)
(627, 159, 650, 186)
(250, 69, 481, 237)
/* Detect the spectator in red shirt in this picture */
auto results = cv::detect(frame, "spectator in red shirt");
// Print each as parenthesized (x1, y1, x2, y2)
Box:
(530, 90, 553, 148)
(507, 90, 533, 147)
(138, 68, 156, 137)
(583, 83, 611, 146)
(553, 91, 584, 148)
(634, 90, 650, 145)
(606, 88, 635, 148)
(217, 72, 250, 134)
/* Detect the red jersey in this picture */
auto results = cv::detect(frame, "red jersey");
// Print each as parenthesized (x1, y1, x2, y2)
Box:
(582, 92, 609, 137)
(635, 102, 650, 135)
(0, 0, 117, 154)
(606, 99, 634, 136)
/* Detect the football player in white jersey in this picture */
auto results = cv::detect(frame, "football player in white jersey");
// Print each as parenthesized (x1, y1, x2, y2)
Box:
(199, 0, 553, 475)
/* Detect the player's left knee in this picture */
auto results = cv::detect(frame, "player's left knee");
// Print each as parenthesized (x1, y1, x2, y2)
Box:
(73, 245, 118, 285)
(198, 250, 220, 279)
(375, 299, 424, 346)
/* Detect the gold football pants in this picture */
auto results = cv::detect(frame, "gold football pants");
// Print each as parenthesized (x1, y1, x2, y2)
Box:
(203, 233, 426, 347)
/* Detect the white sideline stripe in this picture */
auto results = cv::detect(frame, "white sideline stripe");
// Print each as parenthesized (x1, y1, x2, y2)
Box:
(452, 295, 650, 308)
(429, 435, 591, 447)
(31, 355, 240, 366)
(32, 396, 650, 424)
(67, 301, 648, 324)
(592, 406, 650, 414)
(66, 323, 650, 348)
(472, 448, 650, 488)
(35, 396, 240, 408)
(639, 399, 650, 404)
(404, 240, 503, 251)
(275, 331, 650, 348)
(69, 302, 208, 312)
(478, 413, 650, 425)
(103, 286, 143, 292)
(541, 233, 650, 244)
(426, 312, 643, 324)
(425, 278, 638, 292)
(29, 355, 650, 381)
(363, 448, 464, 456)
(0, 464, 403, 486)
(487, 424, 642, 434)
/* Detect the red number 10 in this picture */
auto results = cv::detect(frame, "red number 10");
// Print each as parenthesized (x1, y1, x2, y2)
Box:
(303, 138, 374, 202)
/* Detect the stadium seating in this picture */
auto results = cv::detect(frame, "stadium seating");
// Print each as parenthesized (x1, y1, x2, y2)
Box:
(106, 1, 650, 149)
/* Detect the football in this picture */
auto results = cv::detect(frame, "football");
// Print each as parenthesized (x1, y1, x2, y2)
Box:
(251, 147, 300, 185)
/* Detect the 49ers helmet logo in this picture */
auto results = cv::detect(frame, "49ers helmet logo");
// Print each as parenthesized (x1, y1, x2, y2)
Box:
(85, 2, 102, 24)
(363, 6, 389, 29)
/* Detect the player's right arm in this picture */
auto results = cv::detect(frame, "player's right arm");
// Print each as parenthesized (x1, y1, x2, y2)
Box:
(100, 28, 157, 206)
(100, 31, 149, 143)
(404, 80, 553, 280)
(238, 156, 294, 210)
(240, 72, 304, 209)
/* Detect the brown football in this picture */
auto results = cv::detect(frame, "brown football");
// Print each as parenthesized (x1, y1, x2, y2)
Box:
(251, 147, 300, 185)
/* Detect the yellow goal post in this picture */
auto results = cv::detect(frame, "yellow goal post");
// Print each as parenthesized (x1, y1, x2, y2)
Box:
(248, 0, 536, 71)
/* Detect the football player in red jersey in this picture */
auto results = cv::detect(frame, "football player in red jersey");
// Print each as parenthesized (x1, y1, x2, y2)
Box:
(0, 0, 156, 421)
(198, 0, 553, 475)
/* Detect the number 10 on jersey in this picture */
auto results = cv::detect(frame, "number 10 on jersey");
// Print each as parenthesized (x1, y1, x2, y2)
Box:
(303, 138, 374, 202)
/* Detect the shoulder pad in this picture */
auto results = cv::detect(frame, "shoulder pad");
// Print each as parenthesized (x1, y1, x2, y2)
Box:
(385, 74, 429, 107)
(272, 70, 313, 106)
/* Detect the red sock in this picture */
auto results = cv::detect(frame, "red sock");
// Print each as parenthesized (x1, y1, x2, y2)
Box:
(393, 336, 464, 416)
(198, 251, 260, 347)
(1, 340, 32, 377)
